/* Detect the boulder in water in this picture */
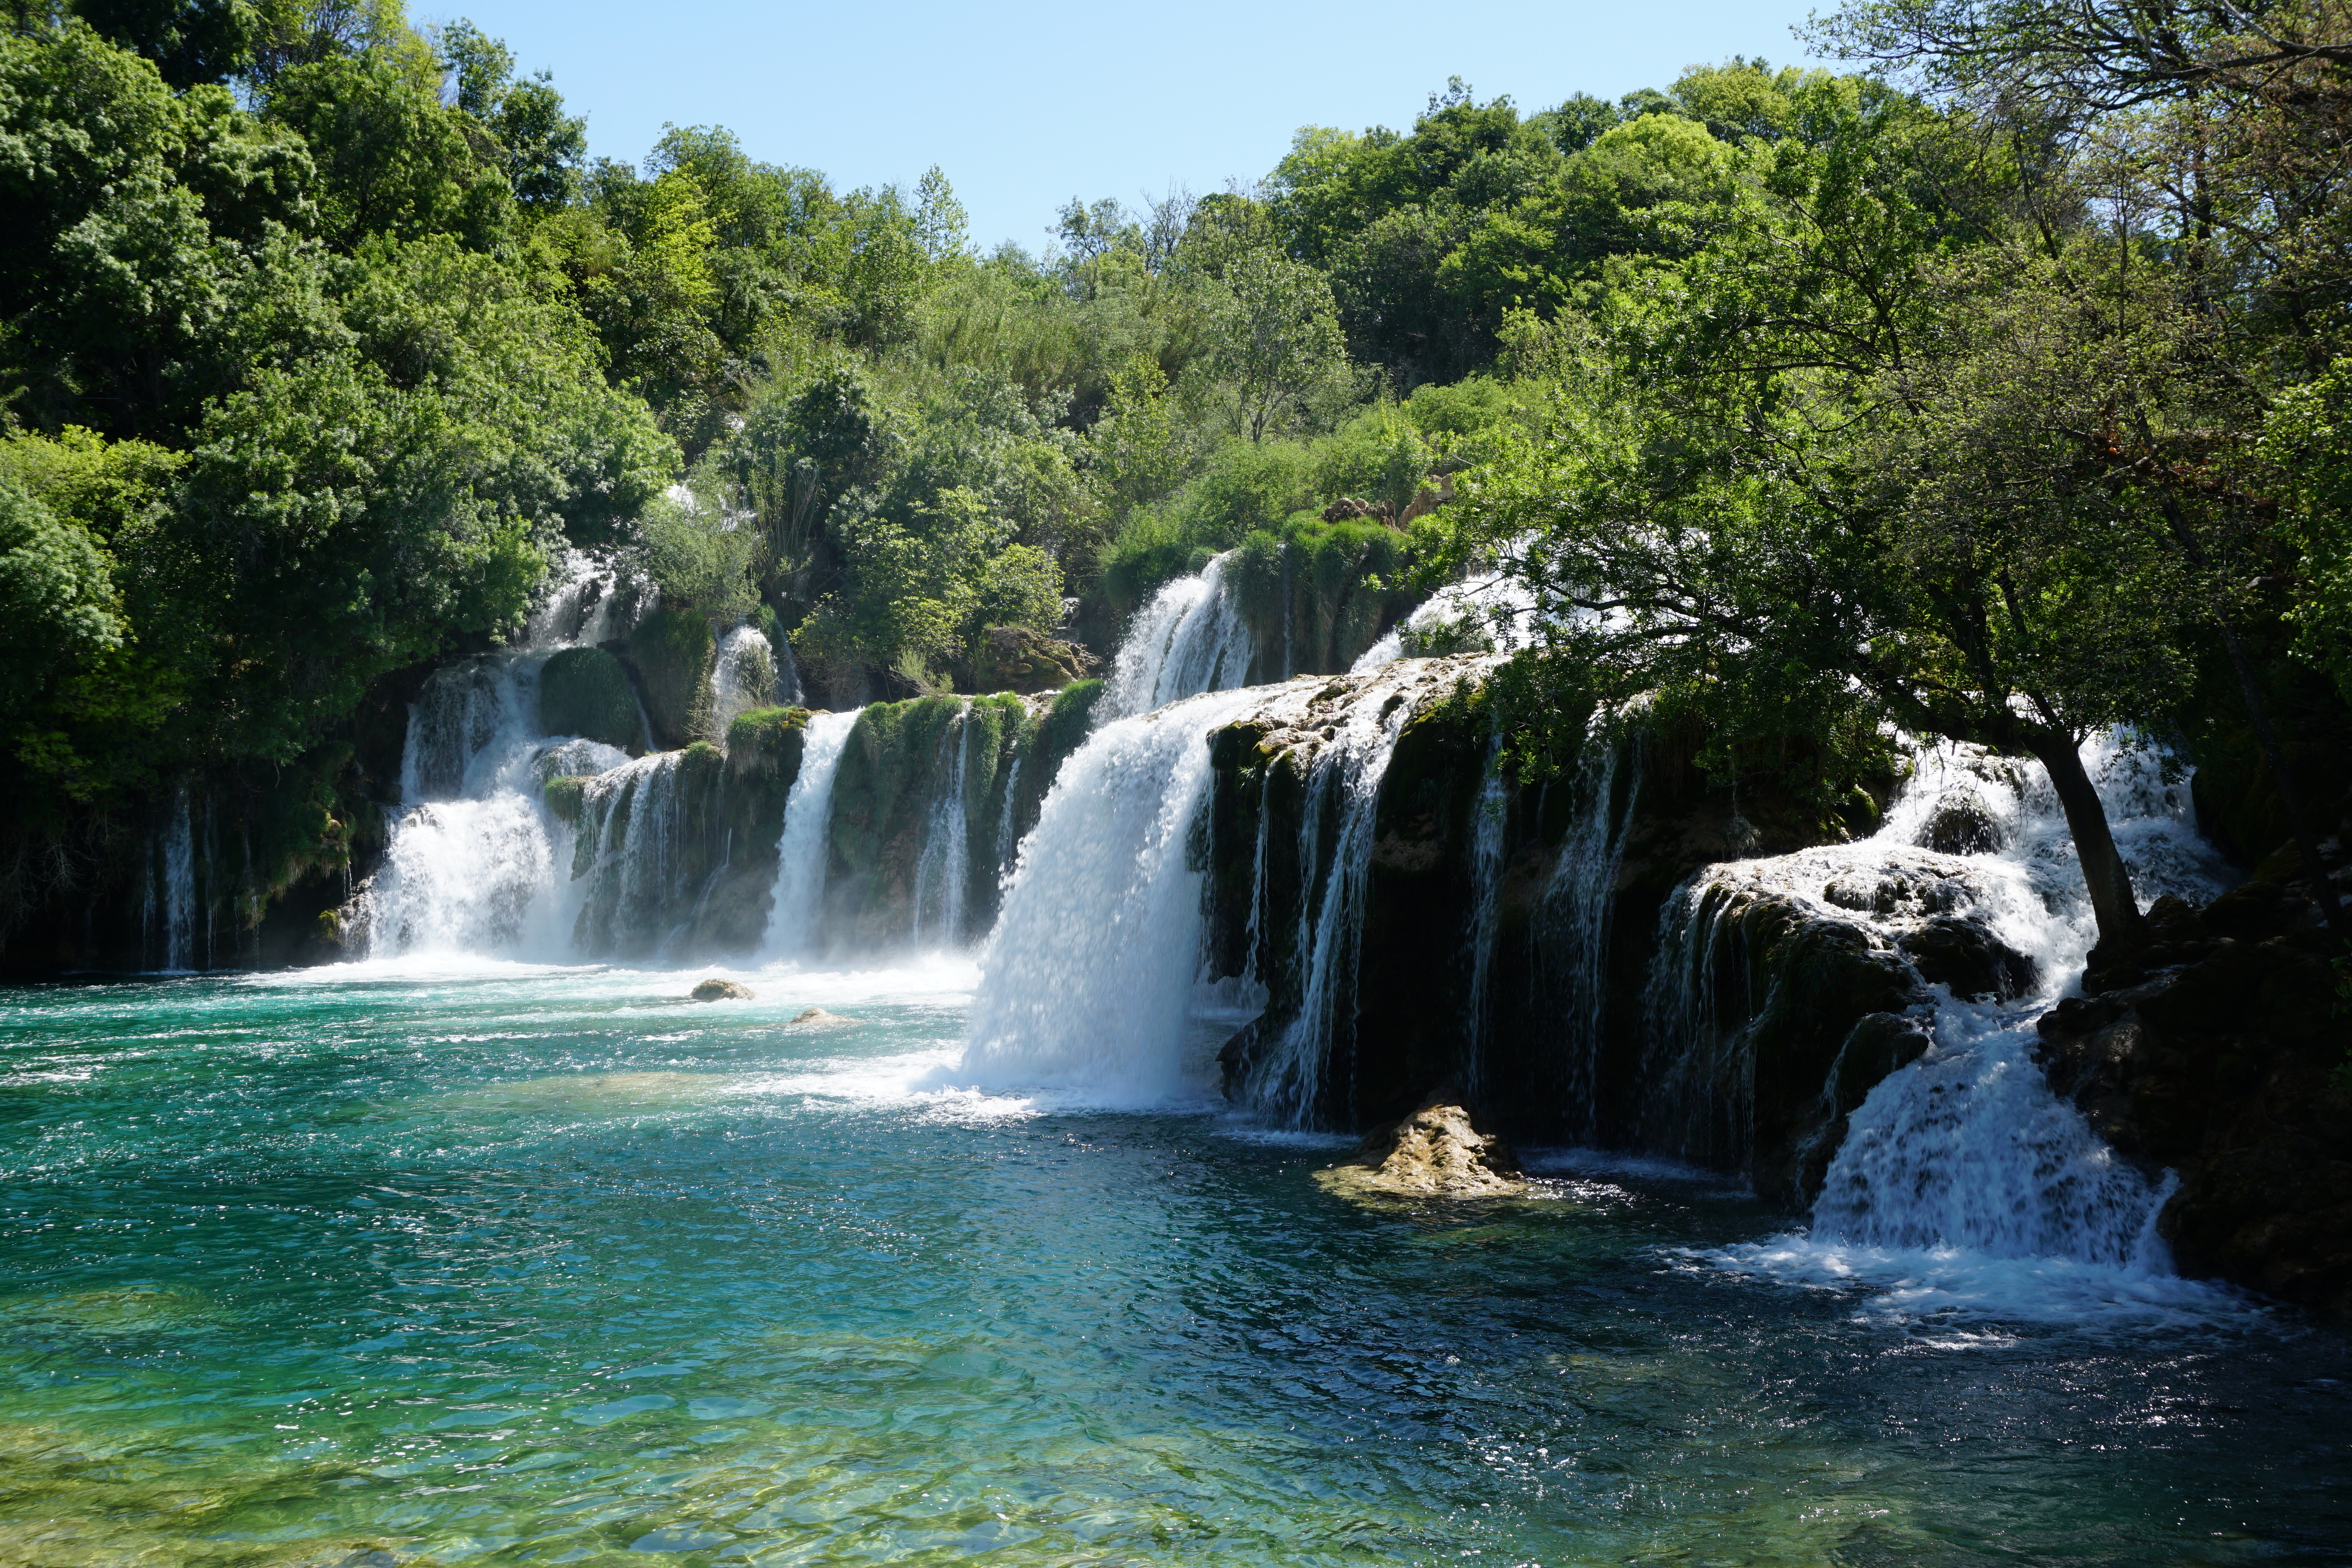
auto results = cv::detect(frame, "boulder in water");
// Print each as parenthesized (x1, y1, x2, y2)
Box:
(690, 978, 753, 1001)
(789, 1007, 851, 1027)
(1315, 1091, 1525, 1199)
(1921, 793, 2003, 855)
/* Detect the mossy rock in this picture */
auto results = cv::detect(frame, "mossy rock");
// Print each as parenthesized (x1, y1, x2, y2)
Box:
(544, 774, 586, 824)
(726, 705, 809, 770)
(539, 647, 643, 752)
(627, 607, 716, 750)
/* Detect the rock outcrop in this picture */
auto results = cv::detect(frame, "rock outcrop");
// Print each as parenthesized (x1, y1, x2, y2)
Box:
(690, 978, 754, 1001)
(1315, 1091, 1526, 1199)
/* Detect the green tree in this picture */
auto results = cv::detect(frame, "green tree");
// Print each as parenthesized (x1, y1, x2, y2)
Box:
(1211, 248, 1353, 442)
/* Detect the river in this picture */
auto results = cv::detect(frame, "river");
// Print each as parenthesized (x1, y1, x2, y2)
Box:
(3, 957, 2346, 1566)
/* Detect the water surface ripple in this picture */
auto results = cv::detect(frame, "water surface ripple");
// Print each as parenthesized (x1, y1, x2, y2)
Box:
(2, 965, 2346, 1566)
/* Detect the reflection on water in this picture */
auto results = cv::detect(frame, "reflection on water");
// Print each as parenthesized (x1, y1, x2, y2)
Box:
(1, 963, 2346, 1566)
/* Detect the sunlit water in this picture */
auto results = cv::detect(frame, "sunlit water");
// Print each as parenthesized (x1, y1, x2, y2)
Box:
(4, 965, 2348, 1567)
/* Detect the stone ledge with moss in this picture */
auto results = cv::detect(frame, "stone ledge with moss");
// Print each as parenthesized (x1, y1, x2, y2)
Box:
(538, 647, 644, 753)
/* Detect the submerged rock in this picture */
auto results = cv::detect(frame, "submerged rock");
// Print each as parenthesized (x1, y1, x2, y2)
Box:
(1315, 1091, 1525, 1199)
(690, 978, 754, 1001)
(789, 1007, 850, 1027)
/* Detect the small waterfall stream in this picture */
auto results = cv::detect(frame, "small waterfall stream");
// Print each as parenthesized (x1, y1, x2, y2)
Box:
(1103, 551, 1255, 718)
(962, 686, 1267, 1101)
(911, 704, 975, 947)
(763, 711, 859, 958)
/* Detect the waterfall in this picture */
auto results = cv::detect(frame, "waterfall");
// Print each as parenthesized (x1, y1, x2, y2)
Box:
(1104, 552, 1255, 720)
(1243, 687, 1416, 1124)
(1541, 739, 1639, 1138)
(911, 705, 975, 947)
(1350, 569, 1539, 673)
(1808, 737, 2227, 1265)
(709, 624, 779, 738)
(1652, 732, 2233, 1278)
(774, 631, 804, 706)
(1458, 730, 1511, 1094)
(960, 687, 1266, 1103)
(362, 553, 639, 959)
(158, 787, 196, 971)
(763, 710, 860, 959)
(568, 751, 689, 957)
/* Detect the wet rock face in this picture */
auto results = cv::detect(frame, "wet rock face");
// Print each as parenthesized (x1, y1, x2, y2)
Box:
(1922, 794, 2003, 856)
(2036, 887, 2352, 1316)
(1897, 916, 2037, 1001)
(1316, 1093, 1526, 1199)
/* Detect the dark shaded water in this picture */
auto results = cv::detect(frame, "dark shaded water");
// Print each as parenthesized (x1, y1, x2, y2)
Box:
(2, 962, 2347, 1566)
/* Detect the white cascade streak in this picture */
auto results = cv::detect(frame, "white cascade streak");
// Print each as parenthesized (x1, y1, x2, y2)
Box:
(1248, 688, 1416, 1122)
(959, 687, 1265, 1104)
(763, 711, 860, 958)
(1544, 739, 1638, 1138)
(709, 624, 778, 738)
(159, 787, 196, 971)
(1104, 552, 1255, 720)
(912, 706, 974, 948)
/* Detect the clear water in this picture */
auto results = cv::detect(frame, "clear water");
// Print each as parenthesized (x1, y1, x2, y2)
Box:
(5, 965, 2349, 1567)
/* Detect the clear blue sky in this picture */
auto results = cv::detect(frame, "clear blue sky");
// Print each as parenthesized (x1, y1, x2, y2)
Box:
(422, 0, 1830, 250)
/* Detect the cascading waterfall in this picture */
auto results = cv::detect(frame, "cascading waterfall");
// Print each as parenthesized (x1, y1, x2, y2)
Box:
(1103, 551, 1255, 718)
(153, 787, 197, 971)
(1536, 737, 1639, 1136)
(961, 686, 1267, 1103)
(762, 710, 860, 958)
(911, 705, 975, 946)
(1244, 686, 1418, 1123)
(1351, 569, 1539, 673)
(363, 555, 639, 959)
(1662, 734, 2233, 1281)
(1458, 730, 1511, 1094)
(567, 751, 693, 957)
(709, 624, 779, 737)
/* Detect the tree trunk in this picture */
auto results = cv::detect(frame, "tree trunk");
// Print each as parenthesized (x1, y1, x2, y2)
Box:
(2023, 731, 2145, 948)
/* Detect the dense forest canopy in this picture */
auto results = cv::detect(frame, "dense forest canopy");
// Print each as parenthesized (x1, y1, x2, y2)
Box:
(1, 0, 2348, 958)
